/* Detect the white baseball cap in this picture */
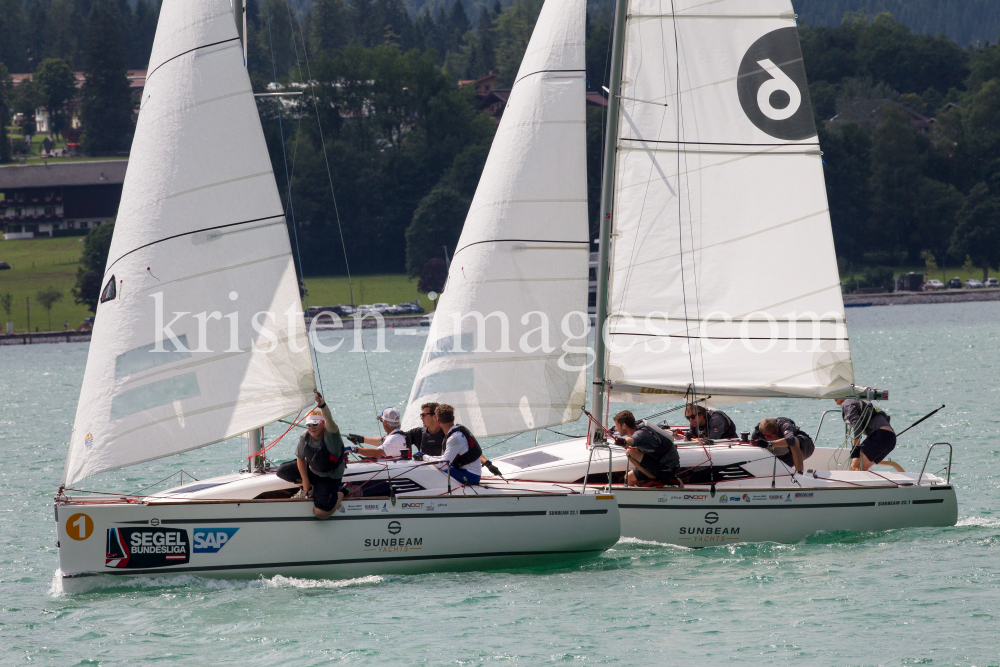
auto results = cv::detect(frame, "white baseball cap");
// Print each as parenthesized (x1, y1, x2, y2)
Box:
(379, 407, 401, 426)
(304, 414, 325, 427)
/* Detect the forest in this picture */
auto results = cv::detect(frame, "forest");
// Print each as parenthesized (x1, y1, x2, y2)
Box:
(2, 0, 1000, 287)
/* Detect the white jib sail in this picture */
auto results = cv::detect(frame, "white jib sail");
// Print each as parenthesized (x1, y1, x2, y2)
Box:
(604, 0, 854, 403)
(401, 0, 589, 437)
(63, 0, 315, 485)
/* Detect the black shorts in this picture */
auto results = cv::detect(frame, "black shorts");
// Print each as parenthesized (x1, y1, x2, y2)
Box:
(851, 429, 896, 464)
(274, 460, 343, 511)
(634, 453, 677, 483)
(311, 475, 344, 511)
(775, 434, 815, 468)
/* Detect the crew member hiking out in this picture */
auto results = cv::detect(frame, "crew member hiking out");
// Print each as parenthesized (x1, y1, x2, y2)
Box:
(344, 407, 408, 459)
(676, 404, 737, 441)
(614, 410, 681, 487)
(413, 404, 484, 486)
(275, 391, 348, 519)
(752, 417, 815, 474)
(835, 398, 903, 472)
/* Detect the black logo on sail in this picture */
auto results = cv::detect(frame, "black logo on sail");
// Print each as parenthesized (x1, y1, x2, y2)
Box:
(737, 27, 816, 141)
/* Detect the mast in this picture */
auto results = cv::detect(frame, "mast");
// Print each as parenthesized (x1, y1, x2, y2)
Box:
(590, 0, 628, 436)
(234, 0, 263, 470)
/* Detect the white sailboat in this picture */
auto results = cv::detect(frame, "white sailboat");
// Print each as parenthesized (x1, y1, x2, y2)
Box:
(483, 0, 958, 544)
(55, 0, 619, 592)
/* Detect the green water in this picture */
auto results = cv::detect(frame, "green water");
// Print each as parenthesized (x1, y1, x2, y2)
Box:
(1, 303, 998, 665)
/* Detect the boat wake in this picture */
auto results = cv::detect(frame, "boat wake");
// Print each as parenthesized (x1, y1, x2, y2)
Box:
(956, 516, 1000, 528)
(263, 574, 385, 589)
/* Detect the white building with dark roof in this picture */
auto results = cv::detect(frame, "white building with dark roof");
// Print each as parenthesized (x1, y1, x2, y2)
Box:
(0, 160, 128, 239)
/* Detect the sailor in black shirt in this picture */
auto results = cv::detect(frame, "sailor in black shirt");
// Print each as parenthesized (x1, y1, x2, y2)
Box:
(752, 417, 815, 473)
(403, 402, 447, 456)
(678, 404, 738, 441)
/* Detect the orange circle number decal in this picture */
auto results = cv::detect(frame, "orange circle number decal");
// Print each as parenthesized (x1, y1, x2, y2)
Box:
(66, 513, 94, 541)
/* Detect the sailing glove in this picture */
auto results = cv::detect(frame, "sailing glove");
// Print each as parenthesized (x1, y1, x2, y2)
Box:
(344, 444, 358, 454)
(483, 459, 502, 476)
(412, 452, 425, 461)
(346, 433, 365, 445)
(614, 436, 627, 447)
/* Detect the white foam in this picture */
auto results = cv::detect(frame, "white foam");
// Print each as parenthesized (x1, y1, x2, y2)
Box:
(957, 516, 1000, 528)
(263, 574, 385, 589)
(613, 536, 690, 550)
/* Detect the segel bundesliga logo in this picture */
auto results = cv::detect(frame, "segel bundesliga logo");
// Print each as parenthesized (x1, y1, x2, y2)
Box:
(106, 527, 190, 569)
(193, 528, 240, 553)
(737, 27, 817, 141)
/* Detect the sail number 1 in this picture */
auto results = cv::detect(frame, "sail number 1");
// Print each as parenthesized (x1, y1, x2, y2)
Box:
(66, 513, 94, 541)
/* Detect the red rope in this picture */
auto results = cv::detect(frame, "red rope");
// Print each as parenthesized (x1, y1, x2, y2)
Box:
(246, 410, 305, 460)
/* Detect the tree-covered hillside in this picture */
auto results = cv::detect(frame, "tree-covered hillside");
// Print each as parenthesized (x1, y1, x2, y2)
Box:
(793, 0, 1000, 46)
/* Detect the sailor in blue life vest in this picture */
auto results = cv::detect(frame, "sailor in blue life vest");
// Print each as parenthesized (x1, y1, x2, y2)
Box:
(412, 404, 491, 485)
(835, 398, 903, 472)
(343, 407, 409, 459)
(275, 391, 349, 519)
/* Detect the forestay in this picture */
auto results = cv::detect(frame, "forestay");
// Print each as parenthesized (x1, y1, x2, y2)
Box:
(604, 0, 854, 403)
(401, 0, 589, 437)
(63, 0, 315, 486)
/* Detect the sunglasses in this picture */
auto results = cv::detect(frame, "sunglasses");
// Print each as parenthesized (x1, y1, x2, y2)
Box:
(306, 422, 323, 428)
(685, 415, 699, 421)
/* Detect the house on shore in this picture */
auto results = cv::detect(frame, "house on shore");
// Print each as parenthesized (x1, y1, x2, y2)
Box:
(0, 160, 127, 240)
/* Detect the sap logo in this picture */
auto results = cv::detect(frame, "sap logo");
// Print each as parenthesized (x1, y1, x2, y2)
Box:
(193, 528, 240, 553)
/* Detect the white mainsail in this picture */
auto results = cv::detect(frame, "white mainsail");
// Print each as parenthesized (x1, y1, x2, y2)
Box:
(603, 0, 854, 403)
(401, 0, 589, 437)
(63, 0, 315, 486)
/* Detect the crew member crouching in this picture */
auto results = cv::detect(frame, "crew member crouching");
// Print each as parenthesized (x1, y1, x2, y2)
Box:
(275, 391, 348, 519)
(752, 417, 815, 474)
(413, 404, 483, 486)
(614, 410, 681, 487)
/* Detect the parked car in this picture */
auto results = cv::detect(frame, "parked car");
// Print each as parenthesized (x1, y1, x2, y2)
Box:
(965, 279, 985, 289)
(986, 278, 999, 288)
(401, 301, 425, 314)
(0, 262, 11, 270)
(922, 279, 945, 291)
(947, 277, 963, 289)
(305, 305, 355, 318)
(382, 305, 408, 316)
(371, 302, 391, 313)
(355, 304, 376, 315)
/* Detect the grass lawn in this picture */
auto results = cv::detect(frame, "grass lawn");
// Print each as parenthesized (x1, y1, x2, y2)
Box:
(303, 274, 426, 310)
(0, 236, 91, 332)
(0, 237, 429, 332)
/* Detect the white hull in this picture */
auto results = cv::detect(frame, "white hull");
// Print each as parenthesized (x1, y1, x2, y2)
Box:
(492, 438, 957, 546)
(56, 461, 619, 592)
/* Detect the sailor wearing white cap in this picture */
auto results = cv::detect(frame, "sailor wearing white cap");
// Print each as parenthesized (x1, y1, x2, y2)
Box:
(344, 407, 408, 459)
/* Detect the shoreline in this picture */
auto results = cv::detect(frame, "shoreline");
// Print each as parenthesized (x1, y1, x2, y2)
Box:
(0, 315, 431, 346)
(843, 288, 1000, 307)
(6, 291, 1000, 346)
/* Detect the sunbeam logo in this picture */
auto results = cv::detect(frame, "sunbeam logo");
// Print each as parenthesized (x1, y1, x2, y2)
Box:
(193, 528, 240, 553)
(737, 27, 817, 140)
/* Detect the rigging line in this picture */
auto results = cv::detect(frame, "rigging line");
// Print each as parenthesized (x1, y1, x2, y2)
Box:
(287, 7, 379, 428)
(103, 214, 284, 277)
(669, 0, 700, 400)
(145, 36, 240, 82)
(263, 0, 325, 394)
